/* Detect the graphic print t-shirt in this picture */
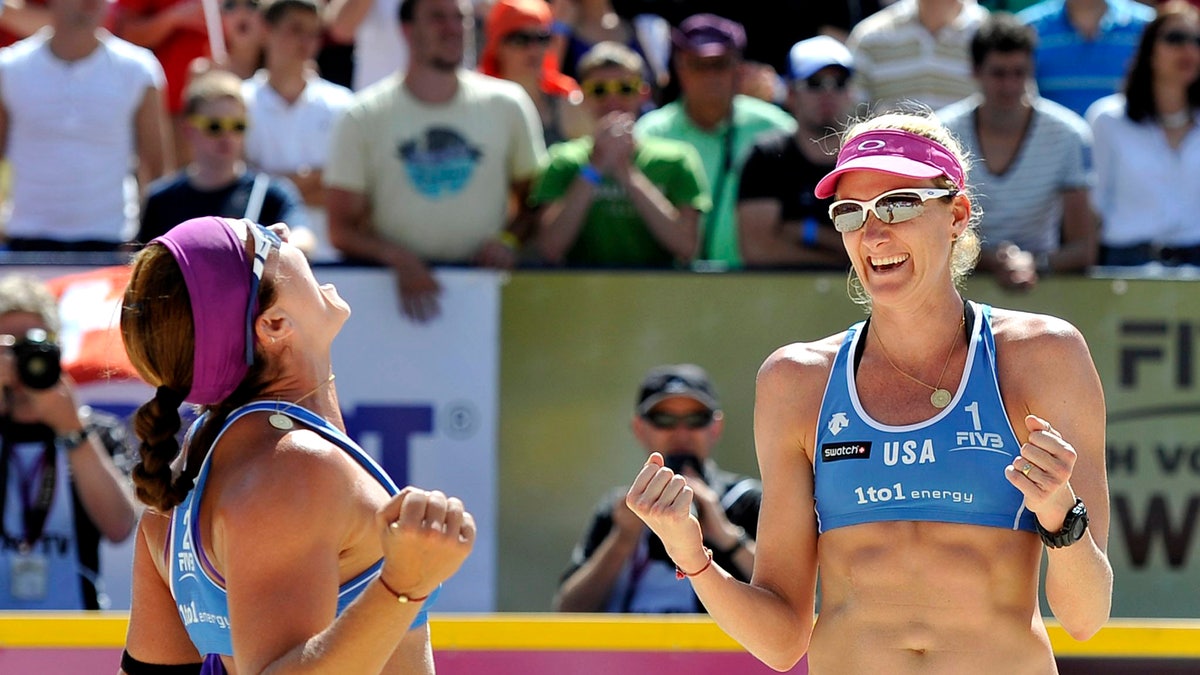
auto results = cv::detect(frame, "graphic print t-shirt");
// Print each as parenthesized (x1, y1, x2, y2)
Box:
(325, 70, 546, 262)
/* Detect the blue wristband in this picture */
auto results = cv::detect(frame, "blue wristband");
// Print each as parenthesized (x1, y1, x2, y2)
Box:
(802, 217, 819, 247)
(551, 19, 571, 36)
(579, 164, 603, 186)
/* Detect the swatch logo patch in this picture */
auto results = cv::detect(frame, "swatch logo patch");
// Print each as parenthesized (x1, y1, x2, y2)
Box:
(821, 441, 872, 462)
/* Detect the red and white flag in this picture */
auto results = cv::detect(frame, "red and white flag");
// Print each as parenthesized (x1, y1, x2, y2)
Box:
(44, 266, 142, 386)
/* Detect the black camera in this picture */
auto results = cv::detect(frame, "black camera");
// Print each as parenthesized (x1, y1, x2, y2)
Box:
(663, 452, 703, 476)
(4, 329, 62, 390)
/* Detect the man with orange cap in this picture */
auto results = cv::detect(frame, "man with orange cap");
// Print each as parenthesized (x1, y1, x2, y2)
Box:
(478, 0, 587, 145)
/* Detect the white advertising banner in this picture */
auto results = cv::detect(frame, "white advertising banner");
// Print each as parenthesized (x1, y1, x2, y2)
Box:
(9, 265, 500, 612)
(319, 267, 500, 612)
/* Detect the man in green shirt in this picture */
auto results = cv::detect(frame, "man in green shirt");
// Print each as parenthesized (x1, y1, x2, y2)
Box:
(532, 42, 711, 267)
(634, 13, 797, 269)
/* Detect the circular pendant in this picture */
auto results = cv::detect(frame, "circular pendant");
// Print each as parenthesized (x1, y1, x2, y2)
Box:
(268, 413, 294, 430)
(930, 388, 952, 409)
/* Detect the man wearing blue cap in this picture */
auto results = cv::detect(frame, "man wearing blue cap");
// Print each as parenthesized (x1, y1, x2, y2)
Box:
(634, 13, 795, 270)
(736, 36, 856, 269)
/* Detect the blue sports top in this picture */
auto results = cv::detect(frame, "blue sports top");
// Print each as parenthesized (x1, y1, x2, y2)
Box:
(168, 401, 436, 657)
(813, 302, 1039, 534)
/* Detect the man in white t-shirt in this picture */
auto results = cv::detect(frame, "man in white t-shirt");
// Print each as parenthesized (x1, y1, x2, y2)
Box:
(243, 0, 354, 262)
(0, 0, 171, 251)
(325, 0, 545, 322)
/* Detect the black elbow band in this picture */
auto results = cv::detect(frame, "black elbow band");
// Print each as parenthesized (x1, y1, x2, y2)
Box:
(120, 650, 203, 675)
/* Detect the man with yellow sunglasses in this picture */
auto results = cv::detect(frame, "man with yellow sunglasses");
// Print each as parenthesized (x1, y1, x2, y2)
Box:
(530, 41, 710, 267)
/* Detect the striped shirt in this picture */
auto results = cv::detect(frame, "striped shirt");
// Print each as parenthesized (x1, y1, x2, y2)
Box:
(939, 94, 1093, 254)
(847, 0, 988, 111)
(1018, 0, 1153, 118)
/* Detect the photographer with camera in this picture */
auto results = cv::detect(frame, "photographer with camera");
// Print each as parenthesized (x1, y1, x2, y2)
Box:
(553, 364, 760, 613)
(0, 274, 137, 609)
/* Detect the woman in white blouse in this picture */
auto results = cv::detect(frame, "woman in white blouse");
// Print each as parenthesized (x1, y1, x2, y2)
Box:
(1087, 0, 1200, 267)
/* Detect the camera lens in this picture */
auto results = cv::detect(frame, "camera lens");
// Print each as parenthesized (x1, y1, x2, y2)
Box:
(13, 329, 62, 390)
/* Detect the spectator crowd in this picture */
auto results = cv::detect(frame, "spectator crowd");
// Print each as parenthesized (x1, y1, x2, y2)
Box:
(1, 0, 1197, 292)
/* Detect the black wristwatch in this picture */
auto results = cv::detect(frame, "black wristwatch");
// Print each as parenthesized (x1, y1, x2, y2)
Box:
(54, 428, 89, 453)
(1037, 498, 1089, 549)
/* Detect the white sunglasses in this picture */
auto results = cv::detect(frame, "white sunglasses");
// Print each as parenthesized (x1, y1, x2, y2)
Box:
(828, 187, 957, 233)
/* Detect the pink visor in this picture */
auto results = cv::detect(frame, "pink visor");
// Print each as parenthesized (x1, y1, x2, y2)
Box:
(814, 129, 965, 199)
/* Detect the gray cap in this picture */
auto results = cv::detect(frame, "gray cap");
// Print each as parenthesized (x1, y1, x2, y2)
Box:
(636, 364, 720, 415)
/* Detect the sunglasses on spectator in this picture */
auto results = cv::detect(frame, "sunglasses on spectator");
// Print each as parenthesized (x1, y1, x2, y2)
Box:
(222, 0, 258, 10)
(504, 30, 552, 48)
(828, 187, 957, 233)
(804, 73, 850, 92)
(189, 116, 249, 136)
(582, 78, 643, 98)
(643, 410, 715, 430)
(1159, 30, 1200, 47)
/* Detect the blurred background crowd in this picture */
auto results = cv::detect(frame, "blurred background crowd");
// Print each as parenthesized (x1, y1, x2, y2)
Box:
(1, 0, 1198, 302)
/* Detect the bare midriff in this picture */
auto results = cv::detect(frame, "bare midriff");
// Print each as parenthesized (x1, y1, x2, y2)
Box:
(808, 520, 1058, 675)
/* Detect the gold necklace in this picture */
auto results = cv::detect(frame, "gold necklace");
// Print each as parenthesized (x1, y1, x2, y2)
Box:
(268, 373, 336, 430)
(872, 318, 964, 409)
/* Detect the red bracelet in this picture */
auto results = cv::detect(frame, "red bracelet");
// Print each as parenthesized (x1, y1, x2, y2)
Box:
(675, 547, 714, 580)
(377, 576, 430, 604)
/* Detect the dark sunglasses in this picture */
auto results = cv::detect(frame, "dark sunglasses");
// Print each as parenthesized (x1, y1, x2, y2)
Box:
(189, 115, 249, 136)
(504, 30, 552, 48)
(582, 78, 642, 98)
(222, 0, 258, 10)
(1160, 30, 1200, 47)
(643, 410, 715, 430)
(804, 73, 850, 92)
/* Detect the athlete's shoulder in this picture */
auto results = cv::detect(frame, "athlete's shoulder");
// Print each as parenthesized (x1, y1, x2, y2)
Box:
(758, 332, 848, 391)
(987, 306, 1089, 363)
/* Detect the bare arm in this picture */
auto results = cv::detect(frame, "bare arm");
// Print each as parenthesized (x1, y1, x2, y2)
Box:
(326, 186, 442, 321)
(507, 178, 541, 244)
(535, 172, 598, 264)
(24, 377, 136, 542)
(64, 430, 137, 542)
(1001, 315, 1112, 639)
(134, 84, 174, 188)
(323, 0, 374, 44)
(284, 168, 326, 207)
(221, 436, 472, 674)
(553, 497, 643, 612)
(122, 514, 205, 671)
(737, 199, 848, 268)
(111, 0, 207, 49)
(614, 163, 699, 262)
(0, 79, 9, 160)
(1047, 188, 1098, 273)
(0, 0, 51, 42)
(626, 347, 821, 671)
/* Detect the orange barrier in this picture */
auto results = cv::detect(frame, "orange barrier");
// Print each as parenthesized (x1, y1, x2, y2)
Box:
(3, 613, 1199, 654)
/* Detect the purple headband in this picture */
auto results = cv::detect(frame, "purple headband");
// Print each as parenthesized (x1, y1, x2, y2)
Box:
(152, 217, 278, 405)
(814, 129, 966, 199)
